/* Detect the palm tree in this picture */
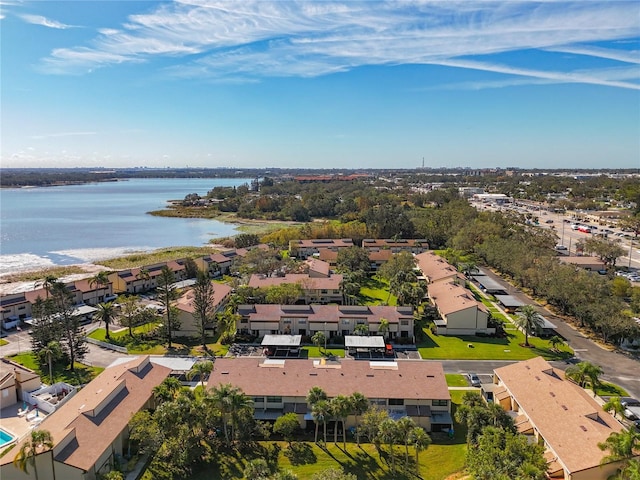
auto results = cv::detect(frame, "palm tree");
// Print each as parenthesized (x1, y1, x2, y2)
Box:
(153, 377, 183, 404)
(88, 271, 110, 304)
(312, 331, 326, 354)
(38, 341, 62, 385)
(13, 429, 54, 480)
(209, 383, 252, 444)
(228, 389, 253, 442)
(330, 395, 351, 448)
(598, 427, 640, 464)
(96, 302, 116, 340)
(566, 361, 603, 391)
(353, 324, 369, 336)
(395, 416, 416, 466)
(37, 275, 58, 298)
(307, 387, 328, 443)
(119, 295, 140, 338)
(378, 318, 390, 341)
(378, 418, 399, 472)
(313, 400, 331, 445)
(514, 305, 544, 347)
(187, 360, 214, 389)
(603, 396, 626, 420)
(349, 392, 369, 446)
(135, 268, 151, 293)
(548, 335, 565, 352)
(408, 427, 431, 470)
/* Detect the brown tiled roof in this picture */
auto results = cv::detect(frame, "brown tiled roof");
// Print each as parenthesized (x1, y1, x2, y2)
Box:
(305, 258, 331, 277)
(414, 252, 461, 283)
(0, 357, 171, 471)
(318, 250, 338, 262)
(237, 304, 413, 325)
(175, 283, 233, 314)
(208, 358, 449, 401)
(247, 274, 343, 290)
(428, 281, 487, 316)
(294, 239, 354, 248)
(494, 356, 628, 474)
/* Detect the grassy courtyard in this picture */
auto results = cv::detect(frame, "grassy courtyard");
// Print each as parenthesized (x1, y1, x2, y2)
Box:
(8, 352, 103, 386)
(418, 327, 574, 361)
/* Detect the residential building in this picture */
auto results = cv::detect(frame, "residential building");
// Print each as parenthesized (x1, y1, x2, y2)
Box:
(414, 252, 463, 285)
(0, 359, 41, 410)
(289, 239, 354, 259)
(487, 357, 635, 480)
(318, 248, 393, 272)
(236, 304, 415, 340)
(207, 357, 452, 432)
(247, 273, 344, 304)
(108, 260, 189, 294)
(305, 258, 331, 278)
(361, 238, 429, 254)
(0, 356, 171, 480)
(428, 281, 492, 335)
(174, 283, 233, 337)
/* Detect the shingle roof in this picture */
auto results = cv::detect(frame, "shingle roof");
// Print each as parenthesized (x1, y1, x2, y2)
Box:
(237, 304, 413, 324)
(414, 252, 461, 283)
(0, 356, 171, 471)
(494, 357, 628, 474)
(208, 358, 450, 401)
(428, 281, 487, 316)
(247, 274, 343, 290)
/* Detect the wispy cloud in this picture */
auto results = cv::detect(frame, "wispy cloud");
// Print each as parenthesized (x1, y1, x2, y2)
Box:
(30, 131, 97, 140)
(37, 1, 640, 89)
(20, 13, 76, 29)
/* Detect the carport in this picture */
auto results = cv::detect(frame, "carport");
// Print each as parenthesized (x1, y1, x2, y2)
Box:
(261, 334, 302, 358)
(494, 295, 526, 313)
(344, 335, 390, 359)
(471, 275, 507, 294)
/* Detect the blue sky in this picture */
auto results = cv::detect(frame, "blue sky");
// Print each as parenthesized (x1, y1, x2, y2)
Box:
(1, 1, 639, 170)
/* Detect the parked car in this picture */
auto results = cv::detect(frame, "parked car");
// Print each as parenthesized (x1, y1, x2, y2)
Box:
(467, 373, 481, 387)
(555, 244, 568, 251)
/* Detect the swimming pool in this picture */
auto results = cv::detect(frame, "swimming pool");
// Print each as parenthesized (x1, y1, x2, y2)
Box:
(0, 428, 16, 448)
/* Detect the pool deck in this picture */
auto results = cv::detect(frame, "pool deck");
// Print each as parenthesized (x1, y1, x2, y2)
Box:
(0, 403, 48, 445)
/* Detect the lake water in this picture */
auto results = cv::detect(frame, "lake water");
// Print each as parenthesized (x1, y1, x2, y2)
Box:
(0, 178, 252, 275)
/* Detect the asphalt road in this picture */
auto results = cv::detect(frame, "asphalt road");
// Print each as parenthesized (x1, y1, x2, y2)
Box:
(479, 268, 640, 399)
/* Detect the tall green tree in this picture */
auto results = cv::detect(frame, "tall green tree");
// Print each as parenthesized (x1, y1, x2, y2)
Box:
(330, 395, 351, 448)
(307, 387, 328, 443)
(273, 412, 300, 447)
(38, 340, 62, 385)
(88, 271, 110, 303)
(603, 397, 626, 420)
(408, 427, 432, 470)
(378, 418, 400, 473)
(95, 301, 116, 340)
(192, 269, 216, 350)
(13, 429, 54, 480)
(514, 305, 544, 347)
(349, 392, 369, 446)
(565, 361, 603, 391)
(599, 427, 640, 464)
(187, 360, 214, 389)
(118, 295, 140, 338)
(466, 426, 547, 479)
(157, 266, 179, 349)
(50, 281, 88, 371)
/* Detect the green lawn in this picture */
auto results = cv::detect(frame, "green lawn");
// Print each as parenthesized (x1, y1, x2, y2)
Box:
(445, 374, 468, 387)
(188, 438, 465, 480)
(8, 352, 103, 386)
(359, 277, 397, 306)
(0, 339, 8, 346)
(418, 328, 573, 361)
(302, 346, 346, 358)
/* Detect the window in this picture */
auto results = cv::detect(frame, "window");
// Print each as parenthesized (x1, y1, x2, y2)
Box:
(18, 306, 26, 310)
(388, 398, 404, 406)
(401, 320, 409, 326)
(299, 319, 306, 324)
(266, 396, 282, 403)
(253, 396, 264, 403)
(240, 318, 248, 324)
(369, 399, 386, 406)
(342, 319, 350, 325)
(432, 399, 448, 407)
(283, 319, 292, 324)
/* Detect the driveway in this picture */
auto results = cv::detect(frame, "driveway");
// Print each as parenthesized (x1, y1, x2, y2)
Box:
(479, 268, 640, 399)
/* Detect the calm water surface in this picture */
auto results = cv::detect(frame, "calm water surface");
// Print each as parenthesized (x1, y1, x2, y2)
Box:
(0, 178, 251, 274)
